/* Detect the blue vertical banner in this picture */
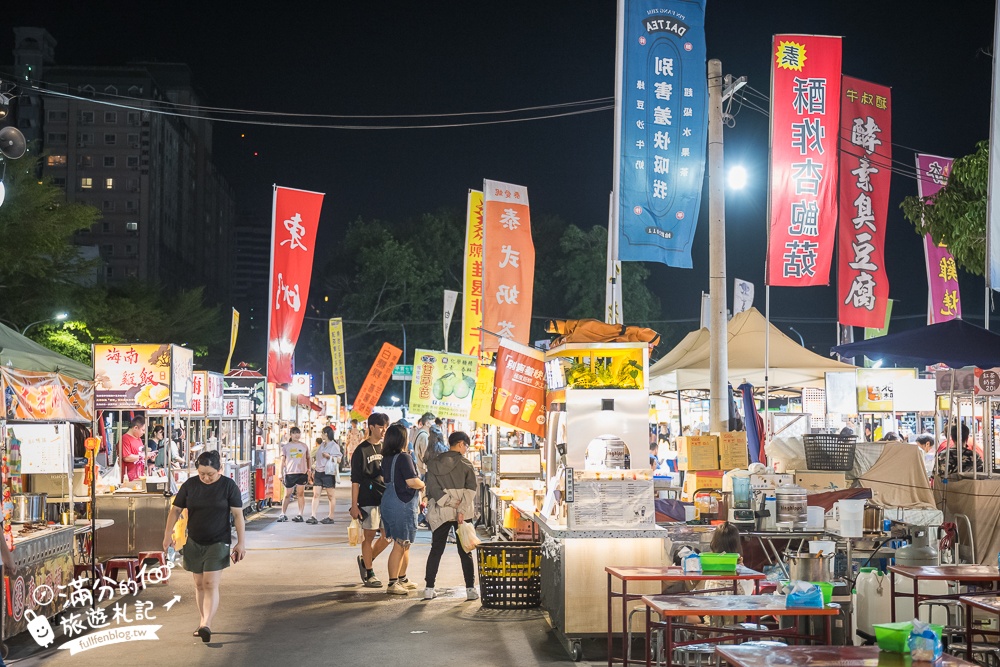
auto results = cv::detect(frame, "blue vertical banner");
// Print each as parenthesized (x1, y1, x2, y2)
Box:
(617, 0, 708, 268)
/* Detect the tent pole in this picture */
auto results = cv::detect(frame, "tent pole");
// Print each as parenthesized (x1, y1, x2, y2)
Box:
(764, 285, 771, 449)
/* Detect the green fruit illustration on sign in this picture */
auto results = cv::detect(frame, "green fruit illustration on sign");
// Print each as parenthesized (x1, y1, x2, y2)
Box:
(432, 371, 476, 400)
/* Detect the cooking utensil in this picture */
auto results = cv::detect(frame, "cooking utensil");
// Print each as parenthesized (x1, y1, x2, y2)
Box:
(12, 493, 47, 523)
(785, 551, 834, 582)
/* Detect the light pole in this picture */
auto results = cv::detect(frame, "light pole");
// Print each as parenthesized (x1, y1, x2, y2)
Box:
(789, 327, 805, 348)
(21, 312, 68, 336)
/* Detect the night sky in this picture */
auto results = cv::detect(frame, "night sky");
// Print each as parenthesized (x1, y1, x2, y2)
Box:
(2, 1, 997, 365)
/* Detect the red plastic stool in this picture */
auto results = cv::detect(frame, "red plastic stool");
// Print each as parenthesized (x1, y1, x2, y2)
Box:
(74, 562, 105, 581)
(136, 551, 168, 585)
(103, 558, 139, 586)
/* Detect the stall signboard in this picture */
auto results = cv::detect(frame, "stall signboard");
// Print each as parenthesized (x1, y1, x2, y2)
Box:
(856, 367, 917, 412)
(408, 349, 478, 419)
(316, 394, 341, 419)
(223, 398, 238, 419)
(94, 344, 171, 410)
(469, 365, 505, 427)
(0, 368, 94, 422)
(7, 422, 71, 474)
(350, 342, 402, 420)
(491, 339, 546, 437)
(170, 345, 194, 410)
(278, 389, 294, 422)
(207, 372, 225, 418)
(973, 367, 1000, 396)
(290, 373, 312, 396)
(184, 371, 208, 416)
(225, 376, 266, 415)
(267, 382, 277, 418)
(238, 397, 253, 419)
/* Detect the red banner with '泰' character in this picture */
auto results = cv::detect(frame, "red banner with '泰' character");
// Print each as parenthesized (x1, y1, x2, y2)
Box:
(267, 185, 324, 385)
(350, 342, 402, 421)
(838, 76, 892, 328)
(766, 35, 842, 286)
(490, 339, 545, 438)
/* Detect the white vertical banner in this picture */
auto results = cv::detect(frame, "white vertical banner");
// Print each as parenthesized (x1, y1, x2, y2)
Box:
(733, 278, 754, 314)
(443, 289, 459, 352)
(989, 0, 1000, 292)
(605, 192, 623, 324)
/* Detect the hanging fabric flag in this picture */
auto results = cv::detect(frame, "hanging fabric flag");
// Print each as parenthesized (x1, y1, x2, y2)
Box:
(837, 76, 892, 328)
(462, 190, 485, 362)
(350, 342, 402, 421)
(605, 192, 623, 324)
(267, 186, 324, 384)
(616, 0, 708, 268)
(915, 154, 961, 324)
(766, 35, 842, 286)
(223, 309, 239, 375)
(490, 339, 546, 438)
(482, 180, 535, 356)
(863, 299, 893, 368)
(733, 278, 754, 314)
(328, 317, 347, 395)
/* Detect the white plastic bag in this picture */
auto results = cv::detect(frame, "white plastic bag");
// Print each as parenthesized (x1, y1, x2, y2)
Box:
(457, 522, 480, 553)
(348, 518, 362, 546)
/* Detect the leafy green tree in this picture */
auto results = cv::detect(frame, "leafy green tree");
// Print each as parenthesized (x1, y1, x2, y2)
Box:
(900, 140, 988, 275)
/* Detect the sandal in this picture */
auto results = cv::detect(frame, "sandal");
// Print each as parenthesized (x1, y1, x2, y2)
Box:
(197, 626, 211, 643)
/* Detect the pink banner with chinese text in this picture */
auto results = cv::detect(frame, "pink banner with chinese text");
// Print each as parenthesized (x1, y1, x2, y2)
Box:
(915, 154, 961, 324)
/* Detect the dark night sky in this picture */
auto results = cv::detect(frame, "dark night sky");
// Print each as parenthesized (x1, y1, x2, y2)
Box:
(3, 1, 997, 368)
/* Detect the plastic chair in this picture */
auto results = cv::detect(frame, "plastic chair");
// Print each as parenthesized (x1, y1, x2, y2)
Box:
(103, 557, 140, 585)
(73, 562, 105, 581)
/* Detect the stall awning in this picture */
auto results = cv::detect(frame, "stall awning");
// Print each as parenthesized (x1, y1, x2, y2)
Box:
(831, 318, 1000, 369)
(0, 322, 93, 381)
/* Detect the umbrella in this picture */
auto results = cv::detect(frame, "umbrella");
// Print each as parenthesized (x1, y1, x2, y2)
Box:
(830, 319, 1000, 368)
(738, 381, 766, 465)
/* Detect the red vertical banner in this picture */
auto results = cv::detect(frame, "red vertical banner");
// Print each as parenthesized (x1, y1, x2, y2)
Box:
(837, 77, 892, 328)
(482, 179, 535, 356)
(490, 339, 546, 437)
(766, 35, 842, 286)
(350, 343, 402, 420)
(267, 186, 324, 384)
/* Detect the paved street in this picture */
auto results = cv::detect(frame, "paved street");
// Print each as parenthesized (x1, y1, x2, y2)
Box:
(5, 485, 592, 667)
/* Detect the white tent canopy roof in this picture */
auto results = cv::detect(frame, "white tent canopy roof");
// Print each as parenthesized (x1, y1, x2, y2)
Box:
(648, 307, 853, 392)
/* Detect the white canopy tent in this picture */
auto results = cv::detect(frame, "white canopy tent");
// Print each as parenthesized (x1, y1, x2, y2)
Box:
(648, 307, 854, 393)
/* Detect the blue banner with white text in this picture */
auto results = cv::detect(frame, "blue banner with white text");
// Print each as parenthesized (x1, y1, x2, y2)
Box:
(618, 0, 707, 268)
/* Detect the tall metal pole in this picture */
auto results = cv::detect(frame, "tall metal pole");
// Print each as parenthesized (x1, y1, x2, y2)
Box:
(708, 59, 729, 434)
(401, 324, 408, 417)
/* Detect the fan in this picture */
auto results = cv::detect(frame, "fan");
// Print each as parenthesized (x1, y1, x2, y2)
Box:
(0, 126, 26, 160)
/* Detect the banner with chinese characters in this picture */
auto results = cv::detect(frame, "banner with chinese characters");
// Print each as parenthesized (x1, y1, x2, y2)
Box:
(973, 367, 1000, 396)
(462, 190, 485, 361)
(207, 372, 225, 418)
(856, 367, 916, 412)
(94, 344, 171, 410)
(0, 367, 94, 422)
(267, 185, 324, 384)
(328, 317, 347, 395)
(490, 339, 546, 437)
(350, 342, 402, 420)
(482, 180, 535, 355)
(617, 0, 708, 268)
(766, 35, 842, 286)
(838, 76, 891, 328)
(183, 371, 208, 416)
(408, 349, 478, 419)
(863, 299, 893, 368)
(469, 365, 506, 427)
(170, 345, 194, 411)
(915, 154, 961, 324)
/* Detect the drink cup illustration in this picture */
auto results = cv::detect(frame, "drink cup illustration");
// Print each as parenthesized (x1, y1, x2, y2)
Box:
(494, 388, 511, 412)
(521, 398, 538, 422)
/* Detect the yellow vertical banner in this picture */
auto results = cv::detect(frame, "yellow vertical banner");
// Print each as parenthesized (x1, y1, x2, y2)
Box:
(223, 308, 240, 375)
(469, 364, 505, 427)
(328, 317, 347, 395)
(462, 190, 485, 362)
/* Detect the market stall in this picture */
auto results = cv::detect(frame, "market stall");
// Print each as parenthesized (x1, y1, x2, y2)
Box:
(0, 322, 96, 640)
(225, 363, 270, 510)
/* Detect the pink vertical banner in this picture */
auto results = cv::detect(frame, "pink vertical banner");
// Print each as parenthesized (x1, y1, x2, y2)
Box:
(915, 154, 960, 324)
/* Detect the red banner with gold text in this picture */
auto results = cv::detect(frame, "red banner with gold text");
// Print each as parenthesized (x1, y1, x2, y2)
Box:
(490, 339, 545, 437)
(837, 76, 892, 328)
(482, 180, 534, 356)
(267, 186, 324, 384)
(766, 35, 842, 286)
(350, 342, 402, 421)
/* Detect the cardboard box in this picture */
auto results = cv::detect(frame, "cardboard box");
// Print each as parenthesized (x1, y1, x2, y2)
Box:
(793, 471, 848, 494)
(682, 470, 723, 501)
(675, 435, 720, 471)
(749, 473, 793, 494)
(717, 431, 750, 469)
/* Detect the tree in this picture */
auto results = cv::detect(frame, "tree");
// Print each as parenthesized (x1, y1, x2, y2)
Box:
(900, 140, 988, 275)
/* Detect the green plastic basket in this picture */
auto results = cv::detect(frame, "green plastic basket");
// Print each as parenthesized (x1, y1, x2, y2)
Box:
(873, 622, 944, 653)
(700, 553, 739, 573)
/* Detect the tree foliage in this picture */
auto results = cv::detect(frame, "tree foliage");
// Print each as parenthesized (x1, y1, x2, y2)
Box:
(900, 140, 988, 275)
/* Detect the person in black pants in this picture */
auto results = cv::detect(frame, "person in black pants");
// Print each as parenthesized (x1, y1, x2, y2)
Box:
(423, 431, 478, 601)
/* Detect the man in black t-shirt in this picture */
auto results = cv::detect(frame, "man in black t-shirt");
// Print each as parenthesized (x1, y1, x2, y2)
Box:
(350, 412, 391, 587)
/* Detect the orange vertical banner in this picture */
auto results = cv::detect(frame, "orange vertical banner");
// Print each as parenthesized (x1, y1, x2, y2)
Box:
(350, 342, 402, 420)
(462, 190, 485, 362)
(482, 179, 534, 356)
(490, 339, 546, 437)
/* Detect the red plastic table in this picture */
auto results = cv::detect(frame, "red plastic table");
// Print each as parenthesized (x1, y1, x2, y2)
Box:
(716, 643, 979, 667)
(605, 565, 765, 667)
(888, 565, 1000, 622)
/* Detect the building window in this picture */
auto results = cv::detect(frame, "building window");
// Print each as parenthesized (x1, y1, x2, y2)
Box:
(127, 112, 140, 126)
(126, 156, 139, 168)
(125, 200, 137, 212)
(102, 200, 115, 211)
(126, 178, 138, 192)
(102, 222, 112, 233)
(46, 155, 67, 167)
(80, 111, 94, 123)
(104, 111, 117, 124)
(105, 178, 114, 190)
(104, 156, 116, 168)
(77, 133, 93, 146)
(80, 177, 93, 190)
(46, 132, 68, 144)
(46, 110, 68, 122)
(79, 155, 93, 168)
(101, 244, 113, 257)
(125, 244, 135, 256)
(51, 177, 66, 187)
(105, 266, 114, 279)
(127, 133, 139, 147)
(104, 133, 116, 145)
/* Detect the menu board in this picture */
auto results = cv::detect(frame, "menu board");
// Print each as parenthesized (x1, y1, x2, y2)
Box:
(568, 480, 655, 529)
(9, 423, 71, 474)
(94, 344, 171, 410)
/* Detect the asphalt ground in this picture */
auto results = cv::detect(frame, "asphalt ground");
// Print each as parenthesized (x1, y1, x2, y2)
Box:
(5, 483, 597, 667)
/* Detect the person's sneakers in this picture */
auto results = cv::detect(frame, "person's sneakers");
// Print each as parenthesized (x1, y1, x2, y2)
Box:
(423, 587, 436, 600)
(276, 514, 288, 522)
(418, 521, 430, 529)
(363, 575, 383, 588)
(356, 556, 367, 582)
(466, 587, 479, 601)
(306, 517, 318, 525)
(320, 518, 335, 524)
(292, 515, 304, 523)
(386, 581, 408, 595)
(396, 578, 418, 590)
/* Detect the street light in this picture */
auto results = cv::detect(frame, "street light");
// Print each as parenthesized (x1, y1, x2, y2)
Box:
(390, 395, 400, 407)
(788, 326, 805, 348)
(727, 165, 747, 190)
(21, 312, 68, 336)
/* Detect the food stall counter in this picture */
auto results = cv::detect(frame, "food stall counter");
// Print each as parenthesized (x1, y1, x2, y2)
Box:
(4, 525, 75, 640)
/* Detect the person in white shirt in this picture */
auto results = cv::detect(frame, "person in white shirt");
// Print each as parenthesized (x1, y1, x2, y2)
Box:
(277, 427, 311, 522)
(308, 426, 342, 524)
